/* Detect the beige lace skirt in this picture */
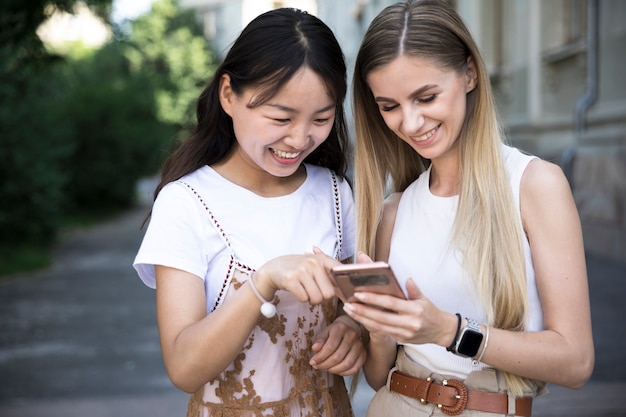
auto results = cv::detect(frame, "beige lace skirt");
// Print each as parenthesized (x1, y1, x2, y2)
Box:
(186, 373, 354, 417)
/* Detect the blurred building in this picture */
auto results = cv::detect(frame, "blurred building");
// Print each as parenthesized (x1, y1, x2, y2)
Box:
(178, 0, 316, 56)
(180, 0, 626, 262)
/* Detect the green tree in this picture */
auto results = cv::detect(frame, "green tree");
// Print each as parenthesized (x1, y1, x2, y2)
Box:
(0, 0, 112, 71)
(59, 0, 216, 213)
(59, 42, 176, 213)
(0, 0, 112, 274)
(125, 0, 216, 129)
(0, 0, 217, 275)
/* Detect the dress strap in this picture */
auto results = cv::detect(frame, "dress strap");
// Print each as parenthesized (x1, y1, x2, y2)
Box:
(177, 180, 234, 253)
(329, 171, 343, 260)
(177, 180, 252, 311)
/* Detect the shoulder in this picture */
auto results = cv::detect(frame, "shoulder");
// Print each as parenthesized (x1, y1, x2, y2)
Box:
(520, 158, 575, 230)
(521, 158, 570, 199)
(153, 167, 215, 218)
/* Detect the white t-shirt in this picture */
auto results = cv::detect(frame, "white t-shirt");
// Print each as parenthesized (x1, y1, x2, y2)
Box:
(134, 164, 355, 312)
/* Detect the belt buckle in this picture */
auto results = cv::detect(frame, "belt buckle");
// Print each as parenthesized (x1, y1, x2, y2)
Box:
(438, 379, 468, 416)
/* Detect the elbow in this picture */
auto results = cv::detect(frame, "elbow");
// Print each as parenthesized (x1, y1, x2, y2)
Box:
(166, 362, 211, 394)
(365, 374, 386, 391)
(363, 364, 388, 391)
(168, 369, 202, 394)
(562, 349, 595, 389)
(572, 355, 595, 389)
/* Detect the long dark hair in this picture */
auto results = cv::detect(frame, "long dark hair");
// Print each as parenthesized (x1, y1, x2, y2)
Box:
(153, 8, 348, 200)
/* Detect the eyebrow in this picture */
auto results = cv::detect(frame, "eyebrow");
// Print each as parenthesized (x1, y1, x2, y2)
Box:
(266, 103, 336, 114)
(374, 84, 438, 103)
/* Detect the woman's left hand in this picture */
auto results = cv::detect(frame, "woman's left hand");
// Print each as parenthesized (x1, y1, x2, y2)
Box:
(309, 315, 366, 376)
(343, 276, 455, 348)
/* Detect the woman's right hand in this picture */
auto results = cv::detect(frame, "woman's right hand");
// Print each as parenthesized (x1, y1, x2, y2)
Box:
(342, 252, 454, 348)
(253, 250, 340, 305)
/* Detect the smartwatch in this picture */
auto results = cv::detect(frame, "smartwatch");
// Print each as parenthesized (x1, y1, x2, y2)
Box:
(454, 318, 483, 357)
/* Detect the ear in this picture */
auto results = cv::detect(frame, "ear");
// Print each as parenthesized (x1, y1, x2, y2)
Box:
(465, 56, 478, 93)
(219, 73, 234, 117)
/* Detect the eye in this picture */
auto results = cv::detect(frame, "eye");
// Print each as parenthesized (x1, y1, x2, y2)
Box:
(380, 104, 399, 112)
(272, 118, 290, 123)
(417, 94, 437, 104)
(313, 117, 332, 125)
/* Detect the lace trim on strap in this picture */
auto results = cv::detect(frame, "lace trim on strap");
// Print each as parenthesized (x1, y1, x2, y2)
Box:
(329, 171, 343, 260)
(177, 180, 245, 311)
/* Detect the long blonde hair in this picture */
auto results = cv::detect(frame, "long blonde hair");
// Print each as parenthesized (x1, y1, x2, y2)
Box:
(353, 0, 536, 394)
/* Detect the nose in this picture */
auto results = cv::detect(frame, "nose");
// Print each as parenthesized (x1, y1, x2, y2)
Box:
(400, 105, 425, 136)
(284, 123, 312, 149)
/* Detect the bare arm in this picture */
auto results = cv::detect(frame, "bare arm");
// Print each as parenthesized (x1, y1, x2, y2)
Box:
(155, 265, 265, 393)
(475, 159, 594, 388)
(155, 252, 341, 393)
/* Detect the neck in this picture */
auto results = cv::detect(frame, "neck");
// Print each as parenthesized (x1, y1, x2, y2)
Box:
(212, 151, 307, 197)
(429, 154, 460, 197)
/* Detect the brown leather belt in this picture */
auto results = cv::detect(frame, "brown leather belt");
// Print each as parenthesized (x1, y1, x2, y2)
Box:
(389, 371, 532, 416)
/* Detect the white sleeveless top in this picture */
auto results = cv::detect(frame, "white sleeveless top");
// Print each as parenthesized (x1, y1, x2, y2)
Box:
(388, 145, 543, 379)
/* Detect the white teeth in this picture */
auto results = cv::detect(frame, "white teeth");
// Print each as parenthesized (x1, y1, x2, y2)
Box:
(413, 126, 438, 142)
(271, 149, 300, 159)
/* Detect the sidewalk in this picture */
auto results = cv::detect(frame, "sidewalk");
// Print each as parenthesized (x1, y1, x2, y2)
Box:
(1, 182, 625, 416)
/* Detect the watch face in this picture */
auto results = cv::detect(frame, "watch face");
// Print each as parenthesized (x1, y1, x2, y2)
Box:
(457, 329, 483, 357)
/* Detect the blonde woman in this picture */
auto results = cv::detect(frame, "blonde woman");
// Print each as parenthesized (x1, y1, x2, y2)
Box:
(344, 0, 594, 415)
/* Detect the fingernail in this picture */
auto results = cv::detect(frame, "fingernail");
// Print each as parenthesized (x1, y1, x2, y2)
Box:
(343, 303, 355, 313)
(353, 292, 366, 301)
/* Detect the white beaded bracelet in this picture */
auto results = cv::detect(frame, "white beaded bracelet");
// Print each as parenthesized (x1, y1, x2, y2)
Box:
(472, 324, 490, 366)
(248, 274, 277, 318)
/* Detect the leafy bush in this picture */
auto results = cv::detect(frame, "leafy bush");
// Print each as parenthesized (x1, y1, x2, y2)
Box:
(0, 63, 74, 250)
(60, 43, 176, 213)
(0, 0, 216, 275)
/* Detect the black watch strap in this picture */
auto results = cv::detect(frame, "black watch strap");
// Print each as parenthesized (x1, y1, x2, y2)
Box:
(446, 313, 462, 352)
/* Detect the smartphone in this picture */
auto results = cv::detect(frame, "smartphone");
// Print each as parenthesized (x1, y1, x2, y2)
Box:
(330, 261, 406, 303)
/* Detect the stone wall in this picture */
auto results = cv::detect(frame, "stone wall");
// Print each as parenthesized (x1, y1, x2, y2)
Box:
(572, 133, 626, 262)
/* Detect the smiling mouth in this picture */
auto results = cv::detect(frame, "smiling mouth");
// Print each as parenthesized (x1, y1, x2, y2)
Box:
(411, 124, 440, 142)
(271, 148, 301, 159)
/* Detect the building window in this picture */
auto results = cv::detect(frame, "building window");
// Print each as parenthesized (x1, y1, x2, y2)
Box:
(542, 0, 587, 62)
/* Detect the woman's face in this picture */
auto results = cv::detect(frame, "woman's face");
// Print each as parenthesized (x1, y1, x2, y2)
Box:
(220, 66, 336, 178)
(367, 55, 476, 162)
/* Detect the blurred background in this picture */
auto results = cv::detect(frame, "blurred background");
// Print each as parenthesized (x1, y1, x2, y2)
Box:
(0, 0, 624, 416)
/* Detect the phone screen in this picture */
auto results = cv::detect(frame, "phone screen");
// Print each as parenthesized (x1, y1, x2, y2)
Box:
(331, 262, 406, 302)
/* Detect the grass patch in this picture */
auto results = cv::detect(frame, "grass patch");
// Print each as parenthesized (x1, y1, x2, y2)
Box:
(59, 206, 126, 230)
(0, 245, 52, 279)
(0, 206, 127, 280)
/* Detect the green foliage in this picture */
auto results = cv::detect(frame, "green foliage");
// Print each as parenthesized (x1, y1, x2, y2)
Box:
(59, 42, 176, 212)
(0, 63, 75, 250)
(0, 0, 113, 71)
(126, 0, 216, 128)
(0, 245, 51, 278)
(0, 0, 216, 275)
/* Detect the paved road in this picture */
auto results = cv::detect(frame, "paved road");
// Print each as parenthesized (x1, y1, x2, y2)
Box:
(0, 191, 625, 416)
